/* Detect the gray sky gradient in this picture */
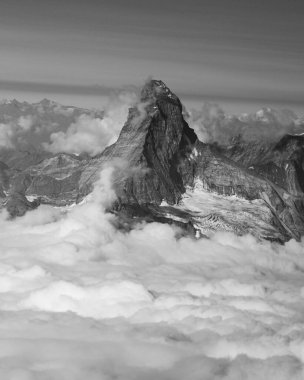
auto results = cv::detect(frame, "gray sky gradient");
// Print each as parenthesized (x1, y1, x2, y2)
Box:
(0, 0, 303, 114)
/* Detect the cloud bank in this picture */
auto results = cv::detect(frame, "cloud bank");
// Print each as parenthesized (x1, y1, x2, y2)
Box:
(44, 90, 138, 156)
(0, 115, 37, 149)
(0, 165, 303, 379)
(0, 89, 138, 156)
(187, 103, 304, 144)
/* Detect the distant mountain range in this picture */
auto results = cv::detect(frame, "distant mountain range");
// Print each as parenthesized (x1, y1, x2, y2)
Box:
(0, 98, 103, 153)
(1, 81, 304, 243)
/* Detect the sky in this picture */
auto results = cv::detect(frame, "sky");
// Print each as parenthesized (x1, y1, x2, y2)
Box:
(0, 0, 303, 114)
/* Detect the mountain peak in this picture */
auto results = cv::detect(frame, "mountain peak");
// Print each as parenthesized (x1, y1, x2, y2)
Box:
(39, 98, 57, 107)
(140, 79, 180, 105)
(77, 79, 198, 209)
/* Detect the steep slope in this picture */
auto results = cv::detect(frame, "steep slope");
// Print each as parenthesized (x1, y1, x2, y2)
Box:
(215, 134, 304, 195)
(78, 80, 197, 206)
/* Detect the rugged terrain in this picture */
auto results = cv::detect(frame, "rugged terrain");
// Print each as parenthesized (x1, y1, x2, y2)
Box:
(1, 81, 304, 242)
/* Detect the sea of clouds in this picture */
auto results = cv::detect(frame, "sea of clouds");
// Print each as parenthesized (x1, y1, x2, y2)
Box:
(0, 165, 304, 379)
(186, 103, 304, 144)
(0, 89, 304, 378)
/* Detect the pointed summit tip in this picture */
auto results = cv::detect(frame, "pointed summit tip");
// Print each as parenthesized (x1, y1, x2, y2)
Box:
(140, 79, 180, 104)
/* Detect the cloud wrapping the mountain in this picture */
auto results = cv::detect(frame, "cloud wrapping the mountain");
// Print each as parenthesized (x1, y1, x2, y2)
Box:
(44, 90, 138, 155)
(44, 114, 118, 155)
(0, 122, 14, 149)
(187, 103, 304, 144)
(17, 114, 35, 131)
(0, 115, 37, 149)
(0, 90, 138, 155)
(0, 165, 303, 379)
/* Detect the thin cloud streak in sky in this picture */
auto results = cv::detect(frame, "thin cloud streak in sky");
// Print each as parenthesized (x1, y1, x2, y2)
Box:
(0, 0, 303, 113)
(0, 80, 115, 96)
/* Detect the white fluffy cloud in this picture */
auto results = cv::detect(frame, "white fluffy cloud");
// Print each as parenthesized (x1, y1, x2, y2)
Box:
(18, 115, 35, 131)
(0, 122, 14, 149)
(187, 103, 304, 144)
(0, 90, 138, 155)
(0, 115, 37, 149)
(44, 90, 138, 156)
(44, 114, 118, 155)
(0, 164, 303, 379)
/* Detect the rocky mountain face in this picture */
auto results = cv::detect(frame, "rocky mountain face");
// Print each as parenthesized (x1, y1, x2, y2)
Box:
(214, 134, 304, 196)
(1, 81, 304, 243)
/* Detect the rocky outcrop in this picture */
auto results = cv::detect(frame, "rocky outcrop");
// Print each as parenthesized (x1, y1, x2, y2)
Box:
(0, 161, 10, 198)
(5, 192, 40, 218)
(214, 134, 304, 195)
(210, 133, 304, 240)
(193, 143, 304, 241)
